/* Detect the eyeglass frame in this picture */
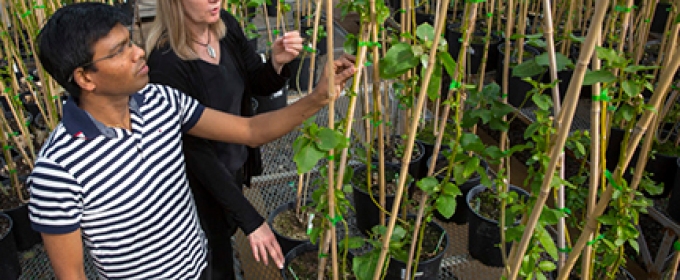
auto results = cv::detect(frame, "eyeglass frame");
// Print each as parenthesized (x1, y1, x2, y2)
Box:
(67, 38, 135, 83)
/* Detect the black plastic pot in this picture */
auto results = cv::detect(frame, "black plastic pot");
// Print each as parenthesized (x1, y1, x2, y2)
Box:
(288, 55, 317, 92)
(606, 128, 676, 198)
(446, 24, 501, 74)
(666, 158, 680, 223)
(496, 43, 542, 108)
(268, 201, 310, 256)
(0, 212, 21, 280)
(281, 242, 354, 280)
(371, 135, 426, 180)
(466, 184, 529, 267)
(385, 219, 448, 280)
(542, 69, 591, 102)
(431, 154, 490, 224)
(650, 2, 672, 34)
(253, 88, 288, 114)
(351, 163, 410, 236)
(5, 204, 41, 251)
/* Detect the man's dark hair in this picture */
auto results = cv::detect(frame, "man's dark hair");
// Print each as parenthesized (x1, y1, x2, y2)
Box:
(37, 2, 131, 98)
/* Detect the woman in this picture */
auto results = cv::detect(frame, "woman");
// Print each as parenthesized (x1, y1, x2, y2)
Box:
(145, 0, 304, 278)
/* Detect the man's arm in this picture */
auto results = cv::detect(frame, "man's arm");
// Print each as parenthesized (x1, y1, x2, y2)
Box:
(42, 229, 86, 280)
(187, 55, 355, 146)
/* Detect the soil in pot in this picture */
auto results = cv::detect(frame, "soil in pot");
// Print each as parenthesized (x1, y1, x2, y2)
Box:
(0, 212, 21, 280)
(282, 242, 355, 280)
(385, 218, 448, 280)
(270, 201, 320, 255)
(466, 184, 529, 267)
(372, 136, 425, 179)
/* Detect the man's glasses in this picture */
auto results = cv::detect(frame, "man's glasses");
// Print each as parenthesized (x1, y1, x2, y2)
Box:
(68, 39, 134, 83)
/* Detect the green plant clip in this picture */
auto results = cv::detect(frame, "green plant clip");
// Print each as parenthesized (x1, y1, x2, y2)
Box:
(558, 247, 572, 253)
(303, 45, 316, 53)
(674, 241, 680, 251)
(467, 0, 486, 3)
(11, 132, 18, 136)
(272, 29, 280, 36)
(487, 12, 493, 18)
(8, 169, 16, 174)
(645, 19, 651, 23)
(20, 10, 32, 18)
(607, 105, 617, 111)
(325, 213, 343, 226)
(358, 41, 368, 47)
(365, 61, 373, 67)
(614, 5, 631, 13)
(586, 234, 605, 246)
(288, 181, 295, 189)
(34, 4, 45, 9)
(559, 207, 572, 215)
(51, 95, 60, 100)
(2, 88, 9, 93)
(12, 95, 20, 101)
(24, 120, 30, 127)
(327, 155, 334, 160)
(592, 89, 611, 102)
(501, 93, 508, 98)
(371, 119, 382, 127)
(399, 9, 406, 13)
(604, 170, 622, 190)
(449, 81, 461, 90)
(3, 145, 12, 150)
(319, 253, 329, 258)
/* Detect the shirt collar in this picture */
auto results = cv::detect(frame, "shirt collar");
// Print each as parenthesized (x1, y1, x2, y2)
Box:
(62, 91, 144, 139)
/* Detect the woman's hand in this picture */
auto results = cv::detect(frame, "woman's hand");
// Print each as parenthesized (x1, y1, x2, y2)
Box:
(247, 222, 284, 269)
(271, 31, 304, 74)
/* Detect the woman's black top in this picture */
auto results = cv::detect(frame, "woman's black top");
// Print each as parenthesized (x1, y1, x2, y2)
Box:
(147, 10, 290, 234)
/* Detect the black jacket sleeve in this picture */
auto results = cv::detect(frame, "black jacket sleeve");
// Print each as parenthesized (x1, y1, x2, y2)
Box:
(147, 48, 265, 235)
(222, 11, 291, 97)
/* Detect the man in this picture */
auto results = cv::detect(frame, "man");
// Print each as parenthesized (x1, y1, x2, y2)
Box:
(28, 2, 355, 279)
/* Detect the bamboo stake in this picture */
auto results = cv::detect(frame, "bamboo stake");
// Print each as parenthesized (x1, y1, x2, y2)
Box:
(539, 0, 569, 269)
(667, 245, 680, 280)
(506, 0, 612, 278)
(371, 0, 450, 277)
(304, 0, 323, 94)
(581, 29, 602, 279)
(557, 42, 680, 280)
(322, 0, 337, 276)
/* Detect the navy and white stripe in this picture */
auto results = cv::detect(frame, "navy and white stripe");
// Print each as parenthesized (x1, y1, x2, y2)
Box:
(28, 84, 208, 279)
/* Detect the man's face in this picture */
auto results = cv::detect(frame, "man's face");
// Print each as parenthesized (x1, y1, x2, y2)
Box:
(83, 23, 149, 96)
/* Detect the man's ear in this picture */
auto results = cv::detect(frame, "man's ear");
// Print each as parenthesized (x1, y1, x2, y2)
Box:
(73, 68, 96, 92)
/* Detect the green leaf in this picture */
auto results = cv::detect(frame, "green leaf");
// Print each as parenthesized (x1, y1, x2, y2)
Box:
(392, 225, 407, 241)
(532, 94, 552, 110)
(538, 227, 559, 260)
(417, 176, 439, 194)
(460, 133, 484, 152)
(535, 52, 574, 71)
(597, 214, 618, 225)
(416, 23, 436, 42)
(436, 194, 457, 218)
(294, 141, 325, 173)
(353, 252, 379, 280)
(438, 51, 457, 77)
(624, 65, 659, 73)
(539, 261, 557, 272)
(426, 61, 443, 101)
(582, 69, 617, 85)
(628, 239, 640, 253)
(463, 156, 480, 179)
(346, 236, 366, 249)
(512, 58, 545, 78)
(622, 80, 642, 98)
(596, 47, 627, 66)
(316, 127, 341, 151)
(442, 181, 461, 196)
(344, 34, 358, 55)
(379, 43, 420, 79)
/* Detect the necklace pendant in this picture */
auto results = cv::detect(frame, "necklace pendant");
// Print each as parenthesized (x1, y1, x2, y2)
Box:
(207, 45, 216, 58)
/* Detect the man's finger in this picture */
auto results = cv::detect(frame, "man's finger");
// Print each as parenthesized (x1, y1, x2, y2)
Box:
(259, 244, 269, 266)
(251, 244, 261, 262)
(269, 242, 284, 269)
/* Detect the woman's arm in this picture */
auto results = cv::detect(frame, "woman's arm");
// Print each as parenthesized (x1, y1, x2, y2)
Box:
(42, 230, 87, 280)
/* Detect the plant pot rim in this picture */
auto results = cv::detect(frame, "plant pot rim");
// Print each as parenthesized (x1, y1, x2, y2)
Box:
(466, 184, 529, 225)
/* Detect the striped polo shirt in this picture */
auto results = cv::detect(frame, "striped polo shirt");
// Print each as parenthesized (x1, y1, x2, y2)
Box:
(28, 84, 208, 279)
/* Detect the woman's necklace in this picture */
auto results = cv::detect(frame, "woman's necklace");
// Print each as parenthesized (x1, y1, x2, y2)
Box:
(192, 31, 216, 59)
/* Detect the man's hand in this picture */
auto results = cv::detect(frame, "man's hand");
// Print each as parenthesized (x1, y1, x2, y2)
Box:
(247, 222, 284, 269)
(313, 54, 357, 102)
(271, 31, 304, 74)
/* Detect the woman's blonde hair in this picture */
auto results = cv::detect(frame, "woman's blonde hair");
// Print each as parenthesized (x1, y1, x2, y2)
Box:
(145, 0, 226, 60)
